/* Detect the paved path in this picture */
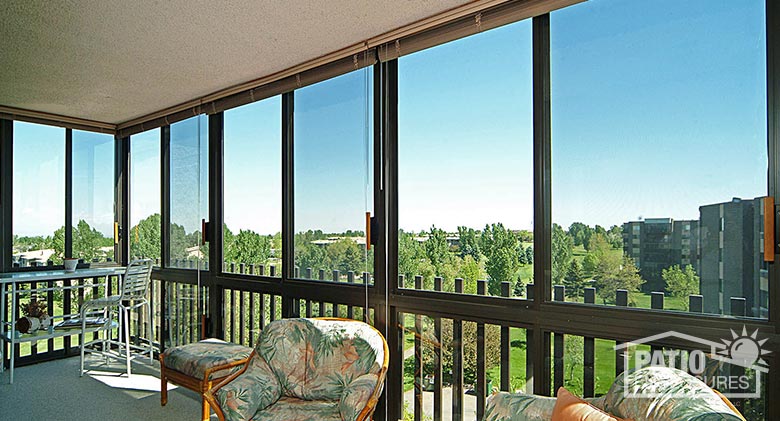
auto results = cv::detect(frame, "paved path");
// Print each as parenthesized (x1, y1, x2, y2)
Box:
(403, 387, 478, 421)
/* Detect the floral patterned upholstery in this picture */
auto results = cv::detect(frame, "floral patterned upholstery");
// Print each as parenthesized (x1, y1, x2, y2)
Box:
(250, 397, 342, 421)
(484, 391, 605, 421)
(602, 366, 743, 421)
(162, 339, 253, 380)
(207, 318, 388, 421)
(484, 367, 743, 421)
(213, 354, 281, 421)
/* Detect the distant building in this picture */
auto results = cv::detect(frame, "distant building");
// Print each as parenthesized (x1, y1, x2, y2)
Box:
(12, 248, 56, 267)
(622, 218, 698, 292)
(311, 237, 367, 247)
(698, 197, 768, 318)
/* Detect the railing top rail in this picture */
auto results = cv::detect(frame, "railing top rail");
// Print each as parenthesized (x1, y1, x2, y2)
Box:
(0, 267, 125, 284)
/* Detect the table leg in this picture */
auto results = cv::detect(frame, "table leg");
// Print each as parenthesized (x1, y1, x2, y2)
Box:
(0, 283, 5, 374)
(9, 282, 15, 384)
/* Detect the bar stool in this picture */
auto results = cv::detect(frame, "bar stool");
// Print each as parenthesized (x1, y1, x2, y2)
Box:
(80, 259, 154, 376)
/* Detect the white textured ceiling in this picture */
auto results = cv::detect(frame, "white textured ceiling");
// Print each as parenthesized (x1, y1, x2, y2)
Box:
(0, 0, 470, 124)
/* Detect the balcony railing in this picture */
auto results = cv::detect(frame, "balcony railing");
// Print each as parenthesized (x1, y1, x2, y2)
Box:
(1, 263, 771, 421)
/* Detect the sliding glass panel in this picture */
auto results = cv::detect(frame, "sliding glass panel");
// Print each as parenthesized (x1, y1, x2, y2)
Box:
(398, 19, 533, 297)
(130, 128, 161, 263)
(72, 130, 115, 264)
(551, 0, 768, 318)
(12, 122, 65, 267)
(168, 115, 208, 270)
(294, 68, 373, 283)
(224, 97, 282, 277)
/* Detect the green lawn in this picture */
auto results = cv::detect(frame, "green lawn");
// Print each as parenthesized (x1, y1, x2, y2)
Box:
(403, 292, 673, 396)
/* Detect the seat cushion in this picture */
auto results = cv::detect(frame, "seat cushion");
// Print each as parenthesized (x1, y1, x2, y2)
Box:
(251, 397, 341, 421)
(163, 339, 253, 380)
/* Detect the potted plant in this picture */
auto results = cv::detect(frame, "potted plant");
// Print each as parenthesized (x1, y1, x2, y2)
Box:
(15, 298, 51, 334)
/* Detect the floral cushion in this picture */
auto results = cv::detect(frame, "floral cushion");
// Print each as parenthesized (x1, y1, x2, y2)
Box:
(163, 338, 253, 380)
(485, 391, 607, 421)
(602, 366, 744, 421)
(215, 355, 282, 421)
(211, 318, 386, 421)
(251, 397, 342, 421)
(339, 373, 381, 421)
(256, 318, 384, 402)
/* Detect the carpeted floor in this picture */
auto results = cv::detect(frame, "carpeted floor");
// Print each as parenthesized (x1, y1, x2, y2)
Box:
(0, 355, 212, 421)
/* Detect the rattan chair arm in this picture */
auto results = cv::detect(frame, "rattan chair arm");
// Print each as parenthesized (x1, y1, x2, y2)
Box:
(203, 350, 256, 421)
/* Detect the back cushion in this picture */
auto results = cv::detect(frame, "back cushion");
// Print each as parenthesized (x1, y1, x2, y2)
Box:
(256, 318, 317, 399)
(602, 366, 743, 421)
(257, 318, 385, 401)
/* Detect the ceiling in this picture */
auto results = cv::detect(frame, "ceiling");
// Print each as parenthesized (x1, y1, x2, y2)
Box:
(0, 0, 471, 125)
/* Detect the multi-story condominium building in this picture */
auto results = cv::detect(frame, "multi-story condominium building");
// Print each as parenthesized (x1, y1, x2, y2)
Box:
(622, 218, 698, 293)
(699, 197, 769, 318)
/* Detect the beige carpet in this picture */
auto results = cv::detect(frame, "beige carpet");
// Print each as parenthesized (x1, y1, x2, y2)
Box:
(0, 355, 212, 420)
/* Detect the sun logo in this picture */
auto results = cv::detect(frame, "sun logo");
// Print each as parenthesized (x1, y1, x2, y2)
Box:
(716, 326, 771, 369)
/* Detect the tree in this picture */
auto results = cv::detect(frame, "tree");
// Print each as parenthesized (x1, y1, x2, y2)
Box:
(225, 229, 272, 267)
(516, 230, 533, 243)
(593, 256, 644, 304)
(563, 259, 587, 298)
(481, 223, 520, 296)
(424, 226, 452, 277)
(552, 224, 573, 286)
(581, 233, 617, 277)
(71, 220, 112, 261)
(326, 238, 364, 275)
(663, 265, 699, 306)
(606, 225, 623, 249)
(398, 230, 423, 280)
(295, 240, 327, 274)
(169, 222, 191, 261)
(457, 255, 483, 295)
(130, 213, 161, 260)
(567, 222, 593, 249)
(422, 320, 501, 385)
(52, 227, 66, 263)
(457, 226, 481, 261)
(524, 246, 533, 265)
(513, 275, 525, 297)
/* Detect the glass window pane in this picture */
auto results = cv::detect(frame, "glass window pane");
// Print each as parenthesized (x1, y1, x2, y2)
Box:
(224, 97, 282, 276)
(169, 116, 208, 269)
(12, 122, 65, 267)
(72, 130, 115, 264)
(551, 0, 767, 317)
(294, 69, 373, 282)
(398, 20, 533, 297)
(130, 128, 161, 263)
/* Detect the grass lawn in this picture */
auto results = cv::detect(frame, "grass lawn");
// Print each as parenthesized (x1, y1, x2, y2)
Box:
(403, 297, 666, 396)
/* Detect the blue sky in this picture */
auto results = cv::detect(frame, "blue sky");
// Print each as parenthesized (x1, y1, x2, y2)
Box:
(12, 0, 768, 238)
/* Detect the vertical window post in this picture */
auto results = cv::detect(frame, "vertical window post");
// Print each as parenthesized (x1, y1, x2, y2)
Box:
(281, 92, 295, 317)
(0, 120, 12, 272)
(208, 112, 224, 338)
(532, 12, 552, 396)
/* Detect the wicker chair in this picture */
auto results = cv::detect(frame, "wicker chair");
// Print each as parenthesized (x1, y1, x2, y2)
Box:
(204, 317, 388, 421)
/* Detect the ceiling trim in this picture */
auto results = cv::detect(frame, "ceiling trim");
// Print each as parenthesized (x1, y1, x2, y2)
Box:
(0, 105, 116, 134)
(116, 0, 515, 131)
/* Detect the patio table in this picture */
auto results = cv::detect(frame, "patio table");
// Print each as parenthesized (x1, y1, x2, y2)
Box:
(0, 267, 125, 383)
